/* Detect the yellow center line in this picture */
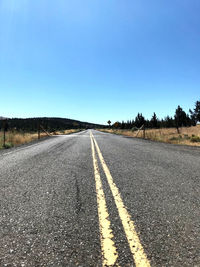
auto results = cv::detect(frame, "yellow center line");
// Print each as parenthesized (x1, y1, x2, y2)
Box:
(90, 132, 119, 266)
(91, 132, 151, 267)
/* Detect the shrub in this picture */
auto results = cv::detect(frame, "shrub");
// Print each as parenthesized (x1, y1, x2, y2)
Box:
(169, 136, 180, 141)
(4, 142, 13, 149)
(190, 136, 200, 142)
(183, 134, 190, 140)
(131, 127, 138, 132)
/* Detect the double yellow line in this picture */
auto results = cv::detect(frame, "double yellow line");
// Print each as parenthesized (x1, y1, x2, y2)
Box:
(90, 131, 151, 267)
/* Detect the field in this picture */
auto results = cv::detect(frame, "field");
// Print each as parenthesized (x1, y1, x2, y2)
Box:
(100, 125, 200, 147)
(0, 129, 82, 149)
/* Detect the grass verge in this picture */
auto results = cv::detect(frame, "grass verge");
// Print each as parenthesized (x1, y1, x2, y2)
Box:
(53, 129, 83, 135)
(99, 125, 200, 147)
(0, 129, 83, 149)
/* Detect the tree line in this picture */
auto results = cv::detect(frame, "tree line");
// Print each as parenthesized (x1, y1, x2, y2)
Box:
(110, 100, 200, 131)
(0, 117, 104, 132)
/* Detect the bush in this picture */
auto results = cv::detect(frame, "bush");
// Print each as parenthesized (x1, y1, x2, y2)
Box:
(190, 136, 200, 142)
(131, 127, 138, 132)
(183, 134, 190, 140)
(169, 136, 182, 141)
(4, 142, 13, 149)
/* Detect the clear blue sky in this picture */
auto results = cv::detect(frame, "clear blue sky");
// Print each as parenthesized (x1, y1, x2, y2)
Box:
(0, 0, 199, 124)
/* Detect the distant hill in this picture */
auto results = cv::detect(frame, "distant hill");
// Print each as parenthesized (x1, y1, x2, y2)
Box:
(0, 117, 105, 132)
(0, 116, 9, 120)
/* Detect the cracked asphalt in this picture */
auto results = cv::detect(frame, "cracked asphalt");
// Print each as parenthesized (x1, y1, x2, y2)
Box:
(0, 130, 200, 266)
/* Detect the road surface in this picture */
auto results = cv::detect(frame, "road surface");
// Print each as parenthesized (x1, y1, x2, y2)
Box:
(0, 130, 199, 266)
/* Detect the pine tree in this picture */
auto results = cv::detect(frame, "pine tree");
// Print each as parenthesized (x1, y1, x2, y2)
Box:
(150, 112, 158, 128)
(174, 106, 187, 133)
(121, 121, 125, 129)
(189, 100, 200, 123)
(135, 113, 145, 128)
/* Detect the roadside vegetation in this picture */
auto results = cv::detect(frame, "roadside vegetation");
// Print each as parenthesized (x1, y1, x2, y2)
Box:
(0, 117, 102, 132)
(0, 116, 101, 149)
(52, 129, 82, 135)
(0, 129, 82, 149)
(100, 125, 200, 146)
(102, 100, 200, 147)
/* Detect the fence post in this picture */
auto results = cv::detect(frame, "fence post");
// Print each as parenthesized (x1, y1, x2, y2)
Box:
(3, 120, 6, 147)
(143, 126, 146, 139)
(38, 120, 40, 140)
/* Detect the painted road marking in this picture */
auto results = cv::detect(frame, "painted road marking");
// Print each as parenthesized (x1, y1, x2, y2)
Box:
(91, 132, 151, 267)
(90, 133, 119, 266)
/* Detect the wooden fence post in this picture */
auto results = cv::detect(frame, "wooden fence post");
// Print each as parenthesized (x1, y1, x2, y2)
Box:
(38, 120, 40, 140)
(3, 120, 6, 147)
(143, 126, 146, 139)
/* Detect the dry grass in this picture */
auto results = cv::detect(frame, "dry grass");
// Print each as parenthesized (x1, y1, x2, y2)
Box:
(100, 125, 200, 147)
(53, 129, 82, 135)
(0, 129, 82, 149)
(0, 131, 47, 148)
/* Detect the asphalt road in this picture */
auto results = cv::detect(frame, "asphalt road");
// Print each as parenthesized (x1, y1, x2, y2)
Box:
(0, 130, 200, 267)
